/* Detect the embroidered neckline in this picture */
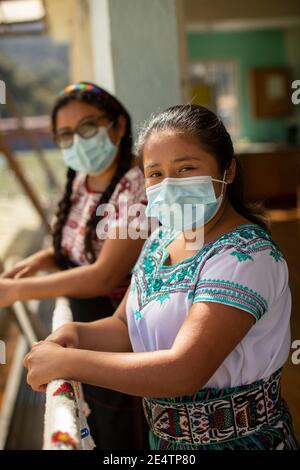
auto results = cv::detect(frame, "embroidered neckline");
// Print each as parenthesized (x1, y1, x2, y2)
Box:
(131, 222, 281, 314)
(158, 223, 265, 271)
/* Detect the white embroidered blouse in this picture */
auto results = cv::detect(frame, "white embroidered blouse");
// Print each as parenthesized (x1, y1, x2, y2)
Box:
(126, 223, 291, 389)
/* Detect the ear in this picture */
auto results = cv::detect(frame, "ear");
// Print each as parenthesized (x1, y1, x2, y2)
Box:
(116, 115, 127, 140)
(226, 158, 236, 184)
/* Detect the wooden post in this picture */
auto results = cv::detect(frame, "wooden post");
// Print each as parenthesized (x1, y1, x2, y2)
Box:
(0, 131, 51, 232)
(5, 89, 59, 190)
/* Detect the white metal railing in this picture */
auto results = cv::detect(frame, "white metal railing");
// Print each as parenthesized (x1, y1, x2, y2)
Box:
(43, 298, 95, 450)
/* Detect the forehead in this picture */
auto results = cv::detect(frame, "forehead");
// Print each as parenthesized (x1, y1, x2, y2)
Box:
(56, 100, 103, 129)
(143, 130, 216, 165)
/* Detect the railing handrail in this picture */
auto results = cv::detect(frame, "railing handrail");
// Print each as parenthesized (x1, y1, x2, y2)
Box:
(43, 298, 95, 450)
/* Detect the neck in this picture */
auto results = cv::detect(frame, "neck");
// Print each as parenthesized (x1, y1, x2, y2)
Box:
(183, 198, 236, 249)
(203, 198, 229, 239)
(183, 198, 247, 249)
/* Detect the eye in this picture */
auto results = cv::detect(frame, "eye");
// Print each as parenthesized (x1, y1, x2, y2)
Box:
(148, 171, 162, 178)
(77, 121, 98, 138)
(179, 166, 195, 173)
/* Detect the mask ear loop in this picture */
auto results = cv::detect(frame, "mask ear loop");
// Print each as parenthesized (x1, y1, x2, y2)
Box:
(220, 170, 228, 197)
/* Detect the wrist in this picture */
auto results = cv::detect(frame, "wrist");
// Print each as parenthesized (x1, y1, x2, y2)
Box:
(59, 347, 78, 380)
(75, 322, 87, 349)
(8, 278, 20, 304)
(38, 248, 56, 269)
(13, 277, 28, 302)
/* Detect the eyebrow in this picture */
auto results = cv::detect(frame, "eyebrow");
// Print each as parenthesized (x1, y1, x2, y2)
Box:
(56, 114, 107, 133)
(174, 156, 202, 163)
(145, 156, 201, 169)
(145, 161, 160, 169)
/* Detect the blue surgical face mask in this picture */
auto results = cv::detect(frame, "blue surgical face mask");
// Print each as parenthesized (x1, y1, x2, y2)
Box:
(62, 125, 119, 174)
(145, 173, 227, 231)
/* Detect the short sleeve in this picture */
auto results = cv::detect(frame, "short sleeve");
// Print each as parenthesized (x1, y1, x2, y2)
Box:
(112, 166, 147, 226)
(95, 166, 147, 233)
(115, 166, 147, 205)
(193, 244, 288, 322)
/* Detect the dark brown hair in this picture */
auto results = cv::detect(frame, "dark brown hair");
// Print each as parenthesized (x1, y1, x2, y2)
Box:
(52, 82, 133, 268)
(135, 104, 269, 231)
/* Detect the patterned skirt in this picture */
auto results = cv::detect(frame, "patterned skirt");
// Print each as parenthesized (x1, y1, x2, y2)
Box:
(143, 369, 299, 450)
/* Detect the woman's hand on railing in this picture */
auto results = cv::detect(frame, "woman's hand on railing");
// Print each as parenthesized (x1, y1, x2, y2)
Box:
(45, 323, 80, 349)
(1, 248, 58, 279)
(23, 341, 66, 392)
(42, 298, 95, 450)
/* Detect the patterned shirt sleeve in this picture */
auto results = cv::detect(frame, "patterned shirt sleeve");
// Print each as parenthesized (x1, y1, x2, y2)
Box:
(192, 244, 288, 322)
(109, 166, 147, 227)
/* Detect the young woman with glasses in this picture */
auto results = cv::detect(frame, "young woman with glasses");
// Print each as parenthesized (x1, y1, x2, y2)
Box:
(0, 82, 148, 449)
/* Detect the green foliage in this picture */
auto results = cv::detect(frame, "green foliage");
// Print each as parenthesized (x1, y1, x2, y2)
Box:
(0, 35, 69, 117)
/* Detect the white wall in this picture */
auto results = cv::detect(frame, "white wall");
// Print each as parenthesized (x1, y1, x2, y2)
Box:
(90, 0, 185, 135)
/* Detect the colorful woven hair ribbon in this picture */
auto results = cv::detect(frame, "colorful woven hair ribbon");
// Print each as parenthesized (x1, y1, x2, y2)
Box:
(61, 82, 103, 95)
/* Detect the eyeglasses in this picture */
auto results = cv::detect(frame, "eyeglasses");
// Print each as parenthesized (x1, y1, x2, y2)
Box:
(53, 115, 111, 149)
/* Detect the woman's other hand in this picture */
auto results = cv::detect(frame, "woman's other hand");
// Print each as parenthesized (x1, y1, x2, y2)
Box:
(45, 323, 80, 349)
(23, 341, 66, 392)
(1, 248, 58, 279)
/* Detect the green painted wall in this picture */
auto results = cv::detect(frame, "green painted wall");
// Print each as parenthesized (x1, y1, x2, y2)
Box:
(187, 29, 288, 142)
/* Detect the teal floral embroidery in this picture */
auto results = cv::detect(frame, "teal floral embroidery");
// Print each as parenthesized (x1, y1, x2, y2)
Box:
(240, 229, 255, 239)
(188, 291, 194, 300)
(131, 223, 282, 314)
(187, 263, 198, 276)
(176, 272, 186, 282)
(231, 251, 253, 262)
(134, 310, 142, 320)
(153, 279, 163, 291)
(194, 278, 268, 321)
(150, 240, 160, 251)
(270, 250, 283, 262)
(144, 257, 156, 275)
(156, 294, 170, 305)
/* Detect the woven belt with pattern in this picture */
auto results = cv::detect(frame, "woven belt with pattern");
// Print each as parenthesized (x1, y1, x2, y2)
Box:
(143, 369, 283, 445)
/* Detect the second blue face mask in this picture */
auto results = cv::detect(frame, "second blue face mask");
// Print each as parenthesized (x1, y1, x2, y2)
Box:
(145, 174, 227, 231)
(62, 125, 118, 174)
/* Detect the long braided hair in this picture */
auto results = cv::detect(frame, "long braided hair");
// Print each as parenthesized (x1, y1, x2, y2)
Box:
(52, 82, 133, 268)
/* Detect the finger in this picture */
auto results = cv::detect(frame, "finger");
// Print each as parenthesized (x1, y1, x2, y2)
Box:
(23, 352, 32, 368)
(32, 383, 47, 393)
(26, 371, 38, 390)
(1, 267, 22, 279)
(32, 341, 44, 348)
(45, 336, 74, 348)
(15, 267, 31, 279)
(28, 374, 47, 393)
